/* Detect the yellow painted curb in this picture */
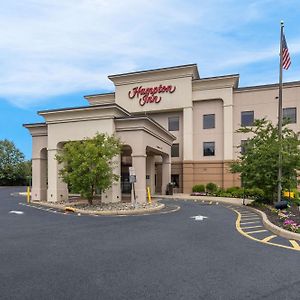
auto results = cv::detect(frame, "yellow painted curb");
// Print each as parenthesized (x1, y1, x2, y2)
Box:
(234, 209, 300, 252)
(247, 206, 300, 242)
(65, 206, 76, 213)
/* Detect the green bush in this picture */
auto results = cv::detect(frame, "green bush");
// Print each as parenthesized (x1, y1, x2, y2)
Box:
(231, 189, 244, 198)
(226, 186, 241, 193)
(192, 184, 205, 193)
(224, 186, 242, 198)
(220, 192, 234, 197)
(245, 187, 265, 201)
(214, 188, 224, 197)
(206, 182, 218, 194)
(292, 198, 300, 206)
(212, 186, 265, 200)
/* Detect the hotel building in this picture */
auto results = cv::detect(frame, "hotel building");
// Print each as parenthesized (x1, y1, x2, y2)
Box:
(24, 64, 300, 203)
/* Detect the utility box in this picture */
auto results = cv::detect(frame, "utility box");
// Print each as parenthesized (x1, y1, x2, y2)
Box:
(166, 183, 174, 195)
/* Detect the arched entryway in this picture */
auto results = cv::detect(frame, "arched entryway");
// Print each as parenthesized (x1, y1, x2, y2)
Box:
(121, 145, 132, 201)
(31, 147, 48, 201)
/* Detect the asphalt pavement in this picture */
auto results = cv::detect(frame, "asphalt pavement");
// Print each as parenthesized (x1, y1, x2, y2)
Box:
(0, 187, 299, 300)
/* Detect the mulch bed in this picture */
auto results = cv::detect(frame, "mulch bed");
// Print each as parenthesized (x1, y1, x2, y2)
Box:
(57, 197, 159, 211)
(250, 202, 300, 233)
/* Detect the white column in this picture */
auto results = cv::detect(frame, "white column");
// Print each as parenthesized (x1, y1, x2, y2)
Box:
(161, 155, 171, 195)
(223, 103, 234, 160)
(31, 157, 47, 201)
(47, 149, 68, 202)
(102, 154, 121, 203)
(132, 154, 147, 204)
(146, 156, 155, 195)
(183, 107, 193, 161)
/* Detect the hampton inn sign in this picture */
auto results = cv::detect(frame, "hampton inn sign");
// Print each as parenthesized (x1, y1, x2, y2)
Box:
(128, 84, 176, 106)
(24, 63, 300, 203)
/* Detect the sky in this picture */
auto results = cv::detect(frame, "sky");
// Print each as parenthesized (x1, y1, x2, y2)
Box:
(1, 0, 300, 159)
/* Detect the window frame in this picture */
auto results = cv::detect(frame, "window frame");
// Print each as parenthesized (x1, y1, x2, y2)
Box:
(168, 116, 179, 131)
(283, 107, 297, 124)
(203, 113, 215, 129)
(171, 143, 180, 157)
(241, 110, 254, 127)
(203, 141, 215, 157)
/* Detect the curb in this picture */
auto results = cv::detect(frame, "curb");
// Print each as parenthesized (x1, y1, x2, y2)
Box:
(157, 196, 300, 241)
(31, 201, 165, 216)
(248, 206, 300, 241)
(154, 195, 253, 206)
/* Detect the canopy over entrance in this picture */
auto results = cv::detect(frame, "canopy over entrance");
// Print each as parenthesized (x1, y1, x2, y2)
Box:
(24, 103, 175, 203)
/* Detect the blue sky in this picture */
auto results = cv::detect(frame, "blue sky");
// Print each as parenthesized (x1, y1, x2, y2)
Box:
(1, 0, 300, 159)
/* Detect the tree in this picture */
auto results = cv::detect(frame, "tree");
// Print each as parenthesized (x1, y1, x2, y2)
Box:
(55, 133, 122, 205)
(230, 119, 300, 203)
(0, 139, 30, 185)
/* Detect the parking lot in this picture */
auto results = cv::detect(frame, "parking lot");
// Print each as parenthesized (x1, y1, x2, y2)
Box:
(1, 187, 299, 299)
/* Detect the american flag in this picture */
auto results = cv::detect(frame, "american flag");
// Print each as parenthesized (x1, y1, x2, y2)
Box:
(282, 33, 291, 70)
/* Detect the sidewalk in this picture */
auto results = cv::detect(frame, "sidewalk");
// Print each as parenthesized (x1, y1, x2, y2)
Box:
(152, 193, 253, 206)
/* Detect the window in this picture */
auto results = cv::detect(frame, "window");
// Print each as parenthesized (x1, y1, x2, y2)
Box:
(203, 142, 215, 156)
(168, 116, 179, 131)
(203, 114, 215, 129)
(240, 140, 248, 154)
(283, 107, 296, 124)
(241, 111, 254, 126)
(171, 174, 180, 188)
(171, 143, 179, 157)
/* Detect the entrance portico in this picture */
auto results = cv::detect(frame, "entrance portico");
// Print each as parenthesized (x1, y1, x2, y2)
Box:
(24, 104, 175, 203)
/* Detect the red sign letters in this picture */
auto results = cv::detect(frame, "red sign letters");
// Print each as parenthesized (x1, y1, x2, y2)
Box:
(128, 84, 176, 106)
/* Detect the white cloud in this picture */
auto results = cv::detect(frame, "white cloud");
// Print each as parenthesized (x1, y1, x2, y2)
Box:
(0, 0, 299, 107)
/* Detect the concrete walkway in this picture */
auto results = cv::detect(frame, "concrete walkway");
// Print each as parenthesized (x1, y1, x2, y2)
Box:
(153, 193, 253, 205)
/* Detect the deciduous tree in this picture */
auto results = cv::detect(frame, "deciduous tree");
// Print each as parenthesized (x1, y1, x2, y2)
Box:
(0, 139, 30, 185)
(230, 119, 300, 203)
(56, 133, 121, 204)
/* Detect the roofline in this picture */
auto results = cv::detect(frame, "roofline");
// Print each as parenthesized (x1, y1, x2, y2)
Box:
(108, 63, 199, 80)
(115, 115, 176, 140)
(195, 73, 240, 81)
(84, 92, 115, 99)
(235, 80, 300, 92)
(23, 122, 46, 128)
(38, 103, 131, 116)
(192, 73, 239, 89)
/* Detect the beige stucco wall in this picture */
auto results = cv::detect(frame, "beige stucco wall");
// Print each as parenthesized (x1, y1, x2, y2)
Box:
(149, 111, 183, 161)
(47, 118, 115, 149)
(192, 99, 224, 160)
(114, 76, 192, 113)
(233, 84, 300, 159)
(192, 83, 235, 161)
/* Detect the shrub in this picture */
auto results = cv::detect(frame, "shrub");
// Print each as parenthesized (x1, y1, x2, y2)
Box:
(292, 198, 300, 206)
(230, 189, 244, 198)
(192, 184, 205, 193)
(206, 182, 218, 194)
(225, 186, 242, 198)
(245, 187, 265, 201)
(212, 186, 265, 200)
(214, 188, 224, 197)
(226, 186, 241, 193)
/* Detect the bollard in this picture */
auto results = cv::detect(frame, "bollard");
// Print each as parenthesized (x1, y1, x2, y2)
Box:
(147, 187, 152, 204)
(27, 186, 31, 203)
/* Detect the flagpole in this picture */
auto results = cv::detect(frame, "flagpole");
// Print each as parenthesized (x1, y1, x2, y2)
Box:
(277, 21, 284, 203)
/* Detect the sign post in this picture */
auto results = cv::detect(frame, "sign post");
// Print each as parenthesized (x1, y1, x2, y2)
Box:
(129, 167, 136, 207)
